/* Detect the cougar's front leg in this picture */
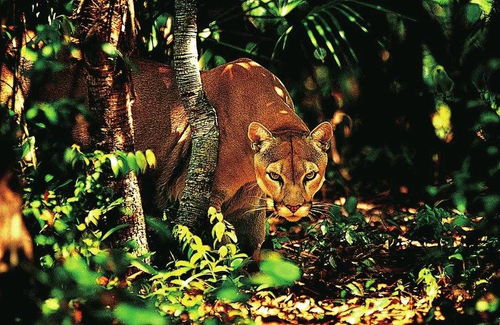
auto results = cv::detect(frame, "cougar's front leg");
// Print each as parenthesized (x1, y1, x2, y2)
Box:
(226, 209, 266, 260)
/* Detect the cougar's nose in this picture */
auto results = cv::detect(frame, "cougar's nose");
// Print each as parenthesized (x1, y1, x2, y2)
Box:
(286, 204, 301, 213)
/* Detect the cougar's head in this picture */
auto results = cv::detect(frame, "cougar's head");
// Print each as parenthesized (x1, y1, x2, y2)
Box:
(248, 121, 333, 222)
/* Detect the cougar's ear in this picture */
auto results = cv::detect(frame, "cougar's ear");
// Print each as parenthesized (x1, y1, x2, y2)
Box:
(309, 122, 333, 151)
(248, 122, 273, 152)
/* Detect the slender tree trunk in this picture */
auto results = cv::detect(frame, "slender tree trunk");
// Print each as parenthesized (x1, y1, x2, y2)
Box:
(73, 0, 149, 254)
(173, 0, 220, 228)
(0, 7, 33, 272)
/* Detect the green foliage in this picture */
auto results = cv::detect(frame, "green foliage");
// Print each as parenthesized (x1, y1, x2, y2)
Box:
(241, 0, 392, 67)
(148, 209, 249, 320)
(2, 0, 499, 323)
(417, 268, 440, 303)
(250, 252, 301, 289)
(307, 197, 385, 254)
(305, 198, 497, 300)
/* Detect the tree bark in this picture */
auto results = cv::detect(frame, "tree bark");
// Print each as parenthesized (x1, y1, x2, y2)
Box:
(0, 8, 33, 272)
(73, 0, 149, 254)
(173, 0, 220, 228)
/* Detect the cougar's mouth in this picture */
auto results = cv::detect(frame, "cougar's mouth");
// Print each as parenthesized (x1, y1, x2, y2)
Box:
(266, 198, 311, 222)
(283, 215, 304, 222)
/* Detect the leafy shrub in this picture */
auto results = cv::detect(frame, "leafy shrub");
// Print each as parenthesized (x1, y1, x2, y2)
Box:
(147, 208, 249, 321)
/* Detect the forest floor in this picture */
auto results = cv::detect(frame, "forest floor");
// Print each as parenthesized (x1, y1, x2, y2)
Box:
(203, 199, 498, 324)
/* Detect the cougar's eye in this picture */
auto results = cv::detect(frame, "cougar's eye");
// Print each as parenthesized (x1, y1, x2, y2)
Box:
(267, 172, 282, 182)
(304, 171, 317, 181)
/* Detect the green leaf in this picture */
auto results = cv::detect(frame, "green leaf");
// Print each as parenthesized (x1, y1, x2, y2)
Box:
(345, 282, 364, 296)
(452, 215, 470, 227)
(465, 3, 482, 24)
(216, 281, 249, 303)
(109, 156, 119, 177)
(21, 136, 35, 159)
(135, 151, 147, 173)
(114, 303, 166, 325)
(218, 245, 228, 258)
(130, 259, 158, 275)
(102, 224, 129, 241)
(448, 253, 463, 261)
(102, 43, 117, 57)
(345, 230, 354, 245)
(42, 105, 58, 124)
(126, 152, 138, 172)
(252, 253, 301, 287)
(26, 108, 38, 120)
(344, 196, 358, 214)
(212, 222, 226, 242)
(145, 149, 156, 168)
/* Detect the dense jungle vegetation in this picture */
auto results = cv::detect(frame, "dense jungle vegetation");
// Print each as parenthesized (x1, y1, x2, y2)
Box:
(0, 0, 498, 324)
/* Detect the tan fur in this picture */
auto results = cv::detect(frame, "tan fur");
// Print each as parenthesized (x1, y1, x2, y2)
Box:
(0, 173, 33, 272)
(1, 57, 332, 255)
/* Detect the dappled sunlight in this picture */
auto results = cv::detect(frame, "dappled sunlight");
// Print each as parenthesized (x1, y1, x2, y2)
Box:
(1, 0, 498, 323)
(273, 85, 285, 98)
(235, 61, 251, 70)
(432, 101, 453, 142)
(262, 197, 492, 324)
(221, 60, 260, 79)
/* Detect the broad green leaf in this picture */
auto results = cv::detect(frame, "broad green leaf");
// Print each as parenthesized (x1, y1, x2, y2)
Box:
(102, 43, 117, 56)
(218, 246, 228, 258)
(114, 303, 166, 325)
(108, 155, 119, 177)
(145, 149, 156, 168)
(212, 222, 226, 242)
(135, 151, 147, 173)
(126, 152, 138, 172)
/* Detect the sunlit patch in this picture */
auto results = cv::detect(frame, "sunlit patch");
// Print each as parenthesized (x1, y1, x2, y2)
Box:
(431, 102, 453, 142)
(177, 125, 191, 144)
(158, 66, 169, 73)
(476, 129, 486, 141)
(380, 49, 390, 62)
(339, 168, 351, 181)
(331, 91, 344, 108)
(248, 61, 260, 67)
(265, 198, 274, 211)
(274, 86, 285, 98)
(236, 62, 251, 70)
(166, 34, 173, 46)
(222, 64, 235, 78)
(332, 148, 342, 164)
(70, 48, 82, 60)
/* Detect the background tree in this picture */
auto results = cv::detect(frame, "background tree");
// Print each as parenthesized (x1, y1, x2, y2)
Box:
(72, 0, 149, 254)
(173, 0, 219, 228)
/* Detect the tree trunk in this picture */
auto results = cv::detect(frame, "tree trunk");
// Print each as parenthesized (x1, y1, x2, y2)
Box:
(0, 8, 33, 272)
(73, 0, 149, 254)
(173, 0, 220, 228)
